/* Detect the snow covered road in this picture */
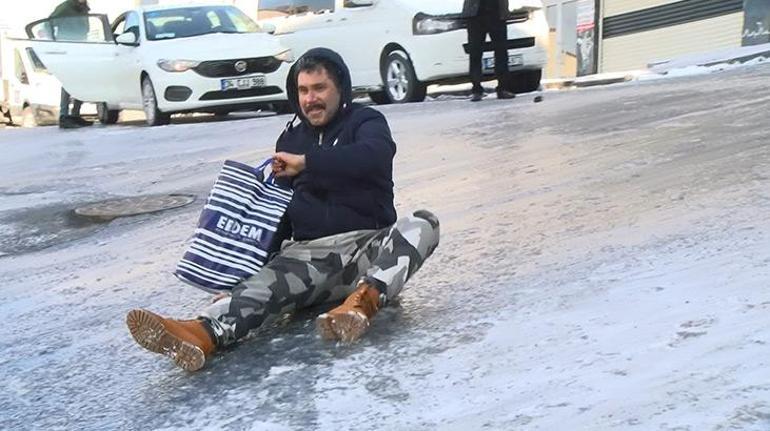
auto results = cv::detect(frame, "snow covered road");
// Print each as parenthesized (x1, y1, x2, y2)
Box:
(1, 63, 770, 430)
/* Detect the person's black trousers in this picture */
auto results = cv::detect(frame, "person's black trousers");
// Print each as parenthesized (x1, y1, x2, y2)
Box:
(467, 16, 511, 94)
(59, 88, 82, 119)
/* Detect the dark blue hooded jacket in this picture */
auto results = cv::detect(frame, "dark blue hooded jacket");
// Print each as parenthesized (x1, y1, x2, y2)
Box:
(275, 48, 397, 241)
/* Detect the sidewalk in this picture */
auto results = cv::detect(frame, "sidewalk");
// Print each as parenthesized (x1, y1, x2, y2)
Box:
(543, 42, 770, 91)
(648, 42, 770, 74)
(542, 71, 642, 90)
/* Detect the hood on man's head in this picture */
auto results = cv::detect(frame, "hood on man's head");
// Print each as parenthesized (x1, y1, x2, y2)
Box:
(285, 48, 353, 124)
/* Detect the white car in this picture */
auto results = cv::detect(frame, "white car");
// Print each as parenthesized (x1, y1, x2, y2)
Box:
(256, 0, 549, 104)
(25, 4, 294, 126)
(1, 37, 61, 127)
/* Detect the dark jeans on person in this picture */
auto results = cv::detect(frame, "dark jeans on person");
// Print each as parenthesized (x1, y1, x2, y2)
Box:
(59, 88, 82, 118)
(467, 16, 511, 94)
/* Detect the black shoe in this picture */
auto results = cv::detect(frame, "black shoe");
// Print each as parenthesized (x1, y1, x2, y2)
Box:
(496, 89, 516, 100)
(71, 116, 93, 126)
(58, 116, 85, 129)
(470, 92, 484, 102)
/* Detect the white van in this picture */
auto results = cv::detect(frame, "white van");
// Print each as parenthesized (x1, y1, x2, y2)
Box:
(255, 0, 549, 104)
(0, 35, 61, 126)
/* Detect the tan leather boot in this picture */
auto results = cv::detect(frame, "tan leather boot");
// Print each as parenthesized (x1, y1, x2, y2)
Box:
(316, 280, 383, 343)
(126, 309, 216, 371)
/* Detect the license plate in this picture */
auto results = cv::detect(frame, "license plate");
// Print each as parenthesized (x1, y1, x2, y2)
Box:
(483, 54, 523, 71)
(220, 75, 266, 91)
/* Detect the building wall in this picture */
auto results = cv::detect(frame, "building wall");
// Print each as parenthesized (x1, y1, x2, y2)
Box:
(543, 0, 579, 78)
(600, 0, 745, 72)
(604, 0, 676, 16)
(601, 12, 744, 71)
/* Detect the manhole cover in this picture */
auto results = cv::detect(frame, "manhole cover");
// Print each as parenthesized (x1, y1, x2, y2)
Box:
(74, 194, 196, 221)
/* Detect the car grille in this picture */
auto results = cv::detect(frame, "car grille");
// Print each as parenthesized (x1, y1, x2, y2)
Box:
(199, 86, 283, 100)
(194, 57, 282, 78)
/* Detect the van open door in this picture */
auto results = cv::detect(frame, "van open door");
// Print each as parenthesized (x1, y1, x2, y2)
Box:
(24, 14, 121, 104)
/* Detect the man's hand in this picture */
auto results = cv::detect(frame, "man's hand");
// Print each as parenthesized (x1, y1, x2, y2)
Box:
(272, 152, 306, 177)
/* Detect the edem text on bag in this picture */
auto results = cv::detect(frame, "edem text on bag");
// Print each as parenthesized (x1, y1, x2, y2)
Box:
(216, 215, 264, 241)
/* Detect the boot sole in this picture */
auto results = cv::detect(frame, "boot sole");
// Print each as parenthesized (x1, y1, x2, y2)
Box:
(126, 309, 206, 372)
(316, 311, 369, 343)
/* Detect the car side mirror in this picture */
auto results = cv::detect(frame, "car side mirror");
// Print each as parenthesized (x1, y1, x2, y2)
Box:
(115, 32, 138, 45)
(260, 23, 277, 34)
(20, 72, 29, 85)
(344, 0, 375, 7)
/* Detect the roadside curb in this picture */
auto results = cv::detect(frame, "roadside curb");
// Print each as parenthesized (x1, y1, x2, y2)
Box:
(542, 73, 635, 90)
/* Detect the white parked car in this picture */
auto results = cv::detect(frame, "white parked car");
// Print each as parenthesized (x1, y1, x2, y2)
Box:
(1, 35, 97, 127)
(25, 4, 294, 126)
(1, 37, 61, 127)
(256, 0, 549, 104)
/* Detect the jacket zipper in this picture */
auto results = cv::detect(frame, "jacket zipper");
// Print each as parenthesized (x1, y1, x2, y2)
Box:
(317, 130, 331, 232)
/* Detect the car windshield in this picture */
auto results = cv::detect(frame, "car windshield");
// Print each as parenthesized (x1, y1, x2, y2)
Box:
(144, 6, 260, 41)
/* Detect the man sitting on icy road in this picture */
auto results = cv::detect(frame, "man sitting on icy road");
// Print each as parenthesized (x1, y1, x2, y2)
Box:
(126, 48, 440, 371)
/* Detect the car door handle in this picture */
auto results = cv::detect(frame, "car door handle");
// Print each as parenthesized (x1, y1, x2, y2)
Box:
(43, 50, 67, 55)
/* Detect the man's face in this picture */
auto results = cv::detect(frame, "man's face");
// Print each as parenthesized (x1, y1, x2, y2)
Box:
(297, 67, 341, 127)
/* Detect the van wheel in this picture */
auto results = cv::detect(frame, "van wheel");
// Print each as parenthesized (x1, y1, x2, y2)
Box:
(142, 76, 170, 126)
(22, 106, 38, 128)
(382, 51, 426, 103)
(97, 103, 120, 125)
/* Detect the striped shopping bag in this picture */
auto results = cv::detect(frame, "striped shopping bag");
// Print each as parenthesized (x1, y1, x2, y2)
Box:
(174, 158, 293, 293)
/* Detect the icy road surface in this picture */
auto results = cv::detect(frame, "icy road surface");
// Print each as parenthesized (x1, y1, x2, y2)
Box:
(1, 64, 770, 430)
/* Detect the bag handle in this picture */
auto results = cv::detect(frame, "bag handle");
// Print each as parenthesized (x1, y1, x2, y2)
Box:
(255, 157, 278, 184)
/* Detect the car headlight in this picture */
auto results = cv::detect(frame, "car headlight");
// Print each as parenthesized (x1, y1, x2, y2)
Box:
(413, 13, 463, 35)
(157, 59, 200, 73)
(274, 49, 294, 63)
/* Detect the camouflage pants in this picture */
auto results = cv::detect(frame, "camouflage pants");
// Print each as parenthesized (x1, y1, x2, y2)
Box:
(200, 210, 440, 346)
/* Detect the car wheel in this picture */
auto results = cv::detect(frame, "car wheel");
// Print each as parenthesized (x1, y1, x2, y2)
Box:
(508, 69, 542, 94)
(97, 102, 120, 125)
(368, 90, 390, 105)
(21, 106, 38, 128)
(142, 76, 171, 126)
(381, 51, 426, 104)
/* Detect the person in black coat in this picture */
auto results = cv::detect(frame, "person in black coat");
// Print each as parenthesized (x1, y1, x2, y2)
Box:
(462, 0, 517, 102)
(49, 0, 93, 128)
